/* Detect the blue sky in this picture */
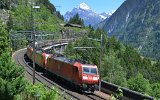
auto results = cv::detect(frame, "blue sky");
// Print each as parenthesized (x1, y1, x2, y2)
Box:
(49, 0, 125, 15)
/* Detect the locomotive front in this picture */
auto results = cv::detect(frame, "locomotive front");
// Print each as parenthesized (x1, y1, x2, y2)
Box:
(81, 64, 99, 92)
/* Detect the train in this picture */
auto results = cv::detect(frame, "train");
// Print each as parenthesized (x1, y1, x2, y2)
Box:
(26, 44, 99, 92)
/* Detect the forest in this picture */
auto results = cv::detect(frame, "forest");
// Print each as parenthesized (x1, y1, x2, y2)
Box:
(64, 27, 160, 98)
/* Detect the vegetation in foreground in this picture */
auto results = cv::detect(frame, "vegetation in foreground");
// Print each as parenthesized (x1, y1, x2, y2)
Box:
(15, 83, 60, 100)
(0, 52, 61, 100)
(0, 0, 65, 100)
(0, 48, 25, 100)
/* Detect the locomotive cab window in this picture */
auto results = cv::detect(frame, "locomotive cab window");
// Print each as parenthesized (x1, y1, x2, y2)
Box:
(83, 67, 90, 74)
(91, 68, 97, 74)
(83, 67, 97, 74)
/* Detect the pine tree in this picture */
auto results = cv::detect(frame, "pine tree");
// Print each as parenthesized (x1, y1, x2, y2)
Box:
(68, 13, 84, 26)
(151, 61, 160, 83)
(0, 20, 8, 55)
(7, 13, 13, 31)
(64, 42, 76, 59)
(0, 52, 26, 100)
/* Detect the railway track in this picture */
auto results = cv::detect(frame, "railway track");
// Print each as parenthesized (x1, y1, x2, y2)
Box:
(12, 48, 110, 100)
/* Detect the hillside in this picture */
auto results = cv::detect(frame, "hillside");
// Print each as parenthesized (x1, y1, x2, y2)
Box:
(1, 0, 89, 51)
(11, 1, 64, 32)
(99, 0, 160, 60)
(0, 0, 65, 33)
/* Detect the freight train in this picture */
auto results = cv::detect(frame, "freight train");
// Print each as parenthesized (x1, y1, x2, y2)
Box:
(26, 44, 99, 92)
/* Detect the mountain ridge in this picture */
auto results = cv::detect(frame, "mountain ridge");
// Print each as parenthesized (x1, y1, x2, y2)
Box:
(102, 0, 142, 35)
(64, 3, 113, 26)
(99, 0, 160, 60)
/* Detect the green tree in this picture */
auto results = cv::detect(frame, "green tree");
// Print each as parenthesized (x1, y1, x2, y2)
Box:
(7, 13, 14, 31)
(140, 58, 152, 82)
(56, 11, 64, 21)
(0, 0, 12, 9)
(151, 83, 160, 99)
(120, 46, 142, 79)
(151, 61, 160, 83)
(88, 24, 94, 31)
(16, 83, 60, 100)
(68, 13, 84, 26)
(12, 4, 31, 30)
(0, 20, 8, 55)
(128, 73, 151, 95)
(64, 42, 77, 59)
(102, 50, 127, 87)
(0, 52, 26, 100)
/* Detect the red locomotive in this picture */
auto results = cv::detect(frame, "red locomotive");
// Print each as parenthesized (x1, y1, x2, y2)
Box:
(27, 45, 99, 92)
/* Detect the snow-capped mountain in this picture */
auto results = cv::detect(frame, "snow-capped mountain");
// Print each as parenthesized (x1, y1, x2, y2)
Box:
(79, 3, 90, 10)
(64, 3, 113, 26)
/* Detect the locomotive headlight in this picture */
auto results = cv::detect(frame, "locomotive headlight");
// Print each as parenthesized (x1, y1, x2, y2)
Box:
(83, 76, 88, 80)
(93, 77, 98, 80)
